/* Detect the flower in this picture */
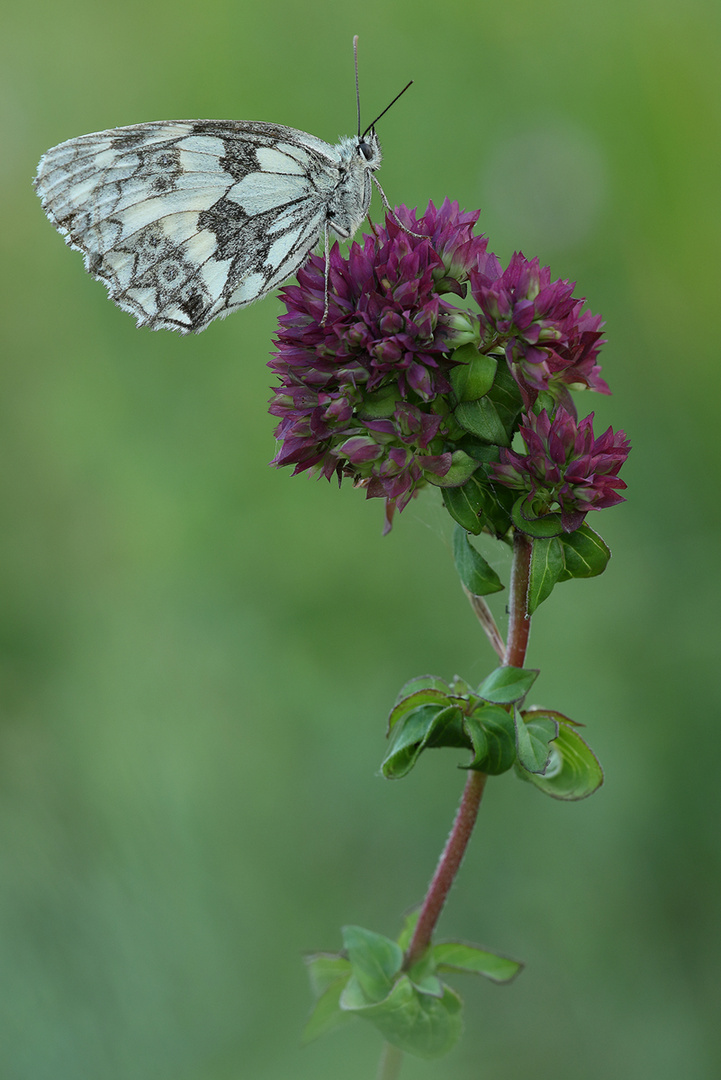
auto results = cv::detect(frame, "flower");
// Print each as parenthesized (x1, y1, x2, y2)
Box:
(470, 253, 609, 407)
(490, 408, 630, 532)
(269, 200, 625, 535)
(269, 201, 491, 529)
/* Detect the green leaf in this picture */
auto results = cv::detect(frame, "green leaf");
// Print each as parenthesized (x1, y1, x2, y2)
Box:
(558, 524, 611, 580)
(478, 665, 538, 704)
(392, 675, 451, 701)
(484, 360, 524, 436)
(305, 952, 352, 997)
(516, 713, 604, 799)
(462, 705, 517, 774)
(527, 536, 565, 613)
(387, 682, 453, 734)
(381, 704, 463, 779)
(341, 926, 403, 1004)
(342, 974, 464, 1061)
(432, 941, 523, 983)
(452, 527, 504, 596)
(454, 397, 510, 445)
(425, 449, 479, 488)
(514, 708, 558, 773)
(449, 346, 498, 401)
(302, 976, 354, 1044)
(511, 495, 565, 538)
(456, 437, 502, 470)
(441, 476, 486, 534)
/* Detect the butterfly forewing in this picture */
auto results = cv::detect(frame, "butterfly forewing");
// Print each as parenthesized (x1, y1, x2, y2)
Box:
(35, 119, 377, 333)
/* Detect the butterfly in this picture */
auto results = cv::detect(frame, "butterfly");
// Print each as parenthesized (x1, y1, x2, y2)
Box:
(33, 39, 410, 334)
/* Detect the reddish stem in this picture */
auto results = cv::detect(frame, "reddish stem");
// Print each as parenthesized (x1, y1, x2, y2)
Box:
(505, 531, 533, 668)
(402, 530, 533, 969)
(404, 769, 488, 969)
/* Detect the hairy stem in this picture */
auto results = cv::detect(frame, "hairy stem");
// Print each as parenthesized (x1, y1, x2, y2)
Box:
(402, 531, 533, 970)
(403, 769, 488, 969)
(505, 531, 532, 668)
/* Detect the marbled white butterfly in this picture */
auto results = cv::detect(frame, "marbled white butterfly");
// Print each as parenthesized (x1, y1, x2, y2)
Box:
(34, 38, 410, 334)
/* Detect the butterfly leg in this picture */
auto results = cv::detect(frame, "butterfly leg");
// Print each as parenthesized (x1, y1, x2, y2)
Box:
(370, 176, 425, 239)
(321, 218, 331, 325)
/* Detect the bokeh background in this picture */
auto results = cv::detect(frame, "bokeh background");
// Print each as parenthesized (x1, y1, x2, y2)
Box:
(2, 0, 720, 1077)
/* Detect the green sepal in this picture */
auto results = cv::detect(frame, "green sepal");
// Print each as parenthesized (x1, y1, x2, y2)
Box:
(357, 384, 401, 419)
(514, 706, 558, 774)
(381, 704, 464, 779)
(432, 941, 523, 983)
(452, 526, 504, 596)
(341, 925, 403, 1004)
(462, 705, 517, 774)
(511, 495, 565, 538)
(449, 345, 498, 401)
(516, 710, 604, 799)
(558, 524, 611, 580)
(478, 665, 539, 704)
(454, 397, 510, 446)
(425, 449, 479, 488)
(533, 389, 556, 416)
(341, 973, 464, 1061)
(528, 536, 565, 613)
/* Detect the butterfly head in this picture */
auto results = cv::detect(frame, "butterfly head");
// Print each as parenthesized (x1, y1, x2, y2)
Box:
(356, 129, 382, 171)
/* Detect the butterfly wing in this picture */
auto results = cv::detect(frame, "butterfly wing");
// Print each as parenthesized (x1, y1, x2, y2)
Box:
(34, 120, 342, 333)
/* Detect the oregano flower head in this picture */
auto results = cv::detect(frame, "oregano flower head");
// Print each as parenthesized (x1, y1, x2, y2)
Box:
(269, 200, 629, 535)
(490, 408, 630, 532)
(470, 253, 609, 408)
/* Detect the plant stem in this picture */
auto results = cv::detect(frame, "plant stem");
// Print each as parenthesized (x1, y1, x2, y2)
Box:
(505, 531, 532, 668)
(377, 1041, 404, 1080)
(404, 768, 488, 969)
(402, 530, 533, 970)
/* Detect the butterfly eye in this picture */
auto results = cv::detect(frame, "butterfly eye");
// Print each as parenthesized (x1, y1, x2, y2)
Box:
(358, 139, 375, 161)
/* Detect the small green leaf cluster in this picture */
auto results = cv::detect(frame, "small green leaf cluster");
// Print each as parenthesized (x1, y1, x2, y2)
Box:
(303, 916, 522, 1060)
(381, 669, 602, 799)
(451, 520, 609, 614)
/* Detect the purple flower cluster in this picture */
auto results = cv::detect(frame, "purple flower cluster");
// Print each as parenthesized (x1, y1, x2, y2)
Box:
(470, 253, 609, 407)
(491, 409, 630, 532)
(268, 199, 628, 531)
(269, 201, 489, 525)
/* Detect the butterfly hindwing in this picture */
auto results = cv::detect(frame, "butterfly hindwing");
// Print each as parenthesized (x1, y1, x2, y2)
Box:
(34, 120, 346, 333)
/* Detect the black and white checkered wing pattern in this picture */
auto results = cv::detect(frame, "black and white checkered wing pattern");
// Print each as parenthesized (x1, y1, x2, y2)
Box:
(34, 120, 343, 333)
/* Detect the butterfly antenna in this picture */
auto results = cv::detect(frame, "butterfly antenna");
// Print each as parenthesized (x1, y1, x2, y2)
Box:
(361, 80, 413, 138)
(353, 35, 361, 138)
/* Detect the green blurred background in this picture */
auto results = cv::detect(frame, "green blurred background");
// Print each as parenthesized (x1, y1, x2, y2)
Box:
(2, 0, 720, 1076)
